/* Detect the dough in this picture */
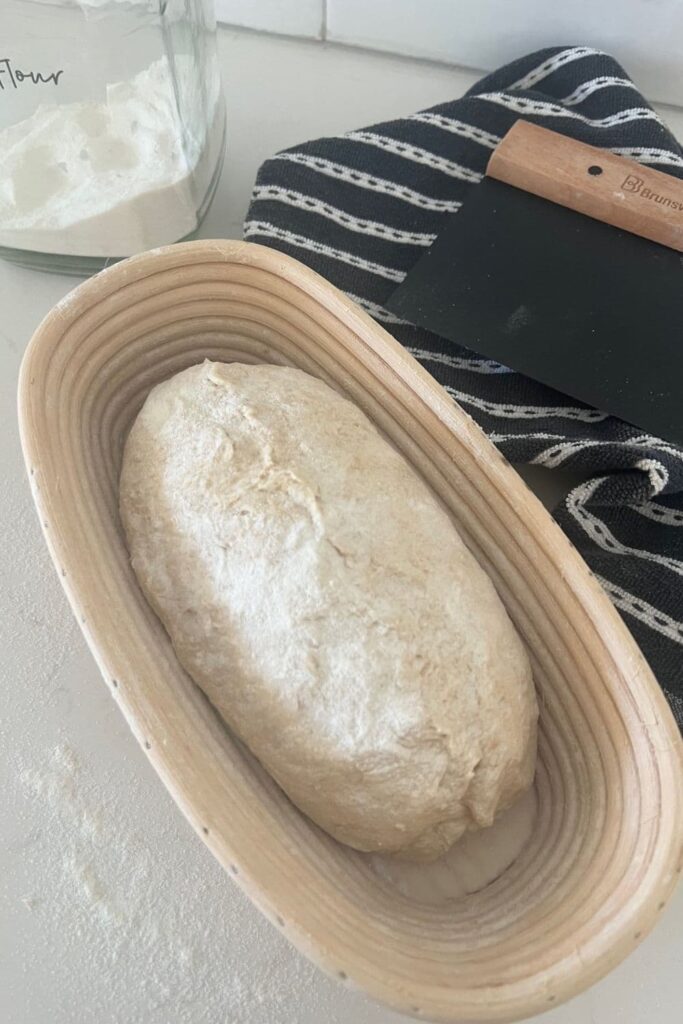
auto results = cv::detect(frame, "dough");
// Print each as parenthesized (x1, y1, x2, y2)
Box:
(120, 361, 537, 861)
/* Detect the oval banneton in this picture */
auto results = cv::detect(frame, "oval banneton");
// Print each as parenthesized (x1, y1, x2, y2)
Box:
(18, 240, 683, 1023)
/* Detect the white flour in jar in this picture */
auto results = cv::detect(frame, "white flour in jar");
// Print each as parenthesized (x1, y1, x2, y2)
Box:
(0, 57, 221, 257)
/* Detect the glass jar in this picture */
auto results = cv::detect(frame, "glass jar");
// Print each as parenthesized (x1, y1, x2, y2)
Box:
(0, 1, 226, 274)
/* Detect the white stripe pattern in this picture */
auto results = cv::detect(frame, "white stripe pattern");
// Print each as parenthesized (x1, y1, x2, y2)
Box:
(530, 436, 683, 470)
(445, 387, 608, 422)
(475, 93, 664, 129)
(407, 113, 501, 149)
(635, 458, 670, 495)
(511, 47, 605, 91)
(408, 346, 513, 375)
(243, 221, 405, 283)
(567, 478, 683, 576)
(346, 131, 483, 182)
(597, 575, 683, 644)
(531, 438, 601, 467)
(628, 437, 683, 465)
(561, 76, 637, 107)
(269, 152, 462, 212)
(251, 186, 436, 246)
(346, 293, 411, 325)
(609, 146, 683, 169)
(488, 431, 566, 444)
(628, 502, 683, 528)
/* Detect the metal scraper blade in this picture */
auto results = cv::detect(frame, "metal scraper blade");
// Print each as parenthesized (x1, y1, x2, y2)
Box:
(386, 177, 683, 446)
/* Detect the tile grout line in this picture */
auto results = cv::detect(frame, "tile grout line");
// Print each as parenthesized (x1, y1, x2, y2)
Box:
(321, 0, 328, 41)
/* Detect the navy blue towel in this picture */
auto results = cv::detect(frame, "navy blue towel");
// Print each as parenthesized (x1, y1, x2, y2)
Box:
(245, 47, 683, 728)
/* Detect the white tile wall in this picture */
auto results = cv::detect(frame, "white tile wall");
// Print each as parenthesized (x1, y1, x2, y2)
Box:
(214, 0, 323, 40)
(326, 0, 683, 108)
(215, 0, 683, 108)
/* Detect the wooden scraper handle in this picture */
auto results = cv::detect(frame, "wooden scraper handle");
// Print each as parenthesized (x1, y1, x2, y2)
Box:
(487, 120, 683, 252)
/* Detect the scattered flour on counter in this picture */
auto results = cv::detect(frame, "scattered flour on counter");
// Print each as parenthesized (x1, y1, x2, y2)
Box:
(370, 786, 537, 904)
(15, 743, 345, 1024)
(3, 488, 79, 702)
(0, 57, 220, 257)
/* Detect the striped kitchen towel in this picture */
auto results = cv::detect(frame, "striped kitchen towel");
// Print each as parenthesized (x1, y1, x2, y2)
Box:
(245, 46, 683, 729)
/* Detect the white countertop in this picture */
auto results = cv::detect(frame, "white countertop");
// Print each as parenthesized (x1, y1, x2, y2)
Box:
(1, 27, 681, 1024)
